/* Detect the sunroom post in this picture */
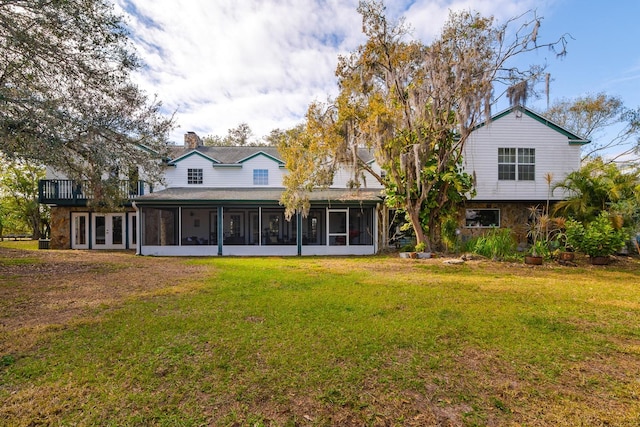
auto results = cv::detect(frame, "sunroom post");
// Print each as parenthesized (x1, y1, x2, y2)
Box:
(217, 206, 223, 256)
(297, 210, 302, 256)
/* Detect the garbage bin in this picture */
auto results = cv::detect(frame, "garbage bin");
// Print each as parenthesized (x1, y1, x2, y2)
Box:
(38, 239, 50, 250)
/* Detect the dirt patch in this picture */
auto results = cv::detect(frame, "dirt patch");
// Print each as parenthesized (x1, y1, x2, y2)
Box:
(0, 248, 208, 353)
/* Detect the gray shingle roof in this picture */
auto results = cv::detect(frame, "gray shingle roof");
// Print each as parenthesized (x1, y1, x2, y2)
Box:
(167, 145, 377, 165)
(134, 187, 383, 204)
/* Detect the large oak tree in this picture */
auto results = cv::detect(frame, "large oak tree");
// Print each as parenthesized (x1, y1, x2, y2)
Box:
(0, 0, 174, 206)
(280, 0, 569, 251)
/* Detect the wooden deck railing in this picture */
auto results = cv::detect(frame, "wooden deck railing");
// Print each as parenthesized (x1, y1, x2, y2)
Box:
(38, 179, 151, 204)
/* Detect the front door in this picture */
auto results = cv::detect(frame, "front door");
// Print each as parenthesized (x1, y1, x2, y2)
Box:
(93, 213, 126, 249)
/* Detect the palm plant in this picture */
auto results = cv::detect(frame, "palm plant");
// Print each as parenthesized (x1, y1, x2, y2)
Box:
(553, 157, 640, 225)
(527, 205, 552, 258)
(552, 159, 608, 222)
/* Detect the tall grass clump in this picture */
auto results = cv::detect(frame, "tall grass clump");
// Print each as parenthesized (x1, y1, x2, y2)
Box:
(468, 227, 517, 260)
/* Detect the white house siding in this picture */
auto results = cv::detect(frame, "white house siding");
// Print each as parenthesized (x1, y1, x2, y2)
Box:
(163, 153, 216, 187)
(463, 111, 582, 201)
(163, 152, 286, 188)
(331, 164, 385, 190)
(45, 167, 67, 180)
(220, 155, 285, 188)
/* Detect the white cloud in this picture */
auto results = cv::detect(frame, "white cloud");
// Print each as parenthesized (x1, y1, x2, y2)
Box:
(116, 0, 539, 144)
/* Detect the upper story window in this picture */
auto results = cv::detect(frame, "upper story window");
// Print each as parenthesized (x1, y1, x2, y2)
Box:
(187, 168, 203, 184)
(498, 148, 535, 181)
(253, 169, 268, 185)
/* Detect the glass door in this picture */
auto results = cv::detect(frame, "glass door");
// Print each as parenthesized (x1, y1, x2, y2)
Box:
(129, 213, 137, 249)
(93, 213, 126, 249)
(328, 210, 348, 246)
(71, 213, 89, 249)
(95, 215, 106, 245)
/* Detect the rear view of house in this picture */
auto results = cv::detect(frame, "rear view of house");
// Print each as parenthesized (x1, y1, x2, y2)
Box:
(40, 132, 385, 256)
(134, 134, 384, 256)
(461, 106, 589, 243)
(39, 106, 588, 255)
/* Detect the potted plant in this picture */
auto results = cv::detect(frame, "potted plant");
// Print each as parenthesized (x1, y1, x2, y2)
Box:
(557, 245, 575, 261)
(525, 239, 547, 265)
(550, 217, 575, 261)
(414, 242, 432, 259)
(525, 205, 550, 265)
(399, 243, 416, 259)
(565, 213, 627, 264)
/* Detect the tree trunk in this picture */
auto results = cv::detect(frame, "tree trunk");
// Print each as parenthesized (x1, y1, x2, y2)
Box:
(30, 214, 41, 240)
(406, 202, 430, 252)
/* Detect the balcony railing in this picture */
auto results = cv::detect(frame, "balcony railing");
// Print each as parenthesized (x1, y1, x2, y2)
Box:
(38, 179, 152, 205)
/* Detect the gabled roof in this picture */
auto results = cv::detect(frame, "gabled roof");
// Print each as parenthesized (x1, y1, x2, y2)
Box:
(477, 105, 591, 145)
(167, 150, 220, 165)
(167, 145, 285, 166)
(166, 145, 379, 167)
(237, 150, 284, 165)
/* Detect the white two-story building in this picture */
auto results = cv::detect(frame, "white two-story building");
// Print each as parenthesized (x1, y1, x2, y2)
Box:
(460, 106, 588, 242)
(39, 106, 588, 255)
(40, 132, 386, 256)
(133, 132, 385, 256)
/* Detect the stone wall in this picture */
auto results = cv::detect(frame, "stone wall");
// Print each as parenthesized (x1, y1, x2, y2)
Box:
(457, 201, 540, 245)
(49, 207, 135, 249)
(50, 206, 76, 249)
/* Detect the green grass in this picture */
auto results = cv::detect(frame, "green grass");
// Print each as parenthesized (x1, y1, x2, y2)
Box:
(0, 239, 38, 250)
(0, 257, 40, 266)
(1, 255, 640, 426)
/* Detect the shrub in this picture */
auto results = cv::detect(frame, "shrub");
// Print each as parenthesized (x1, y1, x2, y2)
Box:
(440, 215, 461, 253)
(565, 212, 627, 258)
(470, 228, 516, 260)
(414, 242, 427, 252)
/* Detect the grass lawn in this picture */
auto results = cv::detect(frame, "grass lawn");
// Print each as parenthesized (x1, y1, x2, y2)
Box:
(1, 242, 640, 426)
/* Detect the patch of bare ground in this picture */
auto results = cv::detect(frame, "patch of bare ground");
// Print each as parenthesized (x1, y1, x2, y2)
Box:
(437, 347, 640, 426)
(0, 247, 208, 354)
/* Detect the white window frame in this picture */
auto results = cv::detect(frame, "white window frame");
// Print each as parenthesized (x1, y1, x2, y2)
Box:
(187, 168, 203, 185)
(327, 209, 348, 246)
(498, 148, 535, 181)
(253, 169, 268, 185)
(129, 213, 137, 248)
(71, 212, 89, 249)
(517, 148, 535, 181)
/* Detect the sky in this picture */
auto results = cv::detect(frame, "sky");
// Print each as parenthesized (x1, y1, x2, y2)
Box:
(115, 0, 640, 154)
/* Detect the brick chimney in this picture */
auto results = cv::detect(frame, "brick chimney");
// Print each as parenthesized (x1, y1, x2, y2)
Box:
(184, 131, 202, 150)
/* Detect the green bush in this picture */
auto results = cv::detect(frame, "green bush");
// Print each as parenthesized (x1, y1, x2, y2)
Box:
(469, 228, 517, 260)
(414, 242, 427, 252)
(565, 212, 627, 258)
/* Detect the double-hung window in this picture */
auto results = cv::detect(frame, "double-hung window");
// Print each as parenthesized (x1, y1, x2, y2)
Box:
(187, 168, 203, 184)
(517, 148, 535, 180)
(253, 169, 268, 185)
(498, 148, 535, 181)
